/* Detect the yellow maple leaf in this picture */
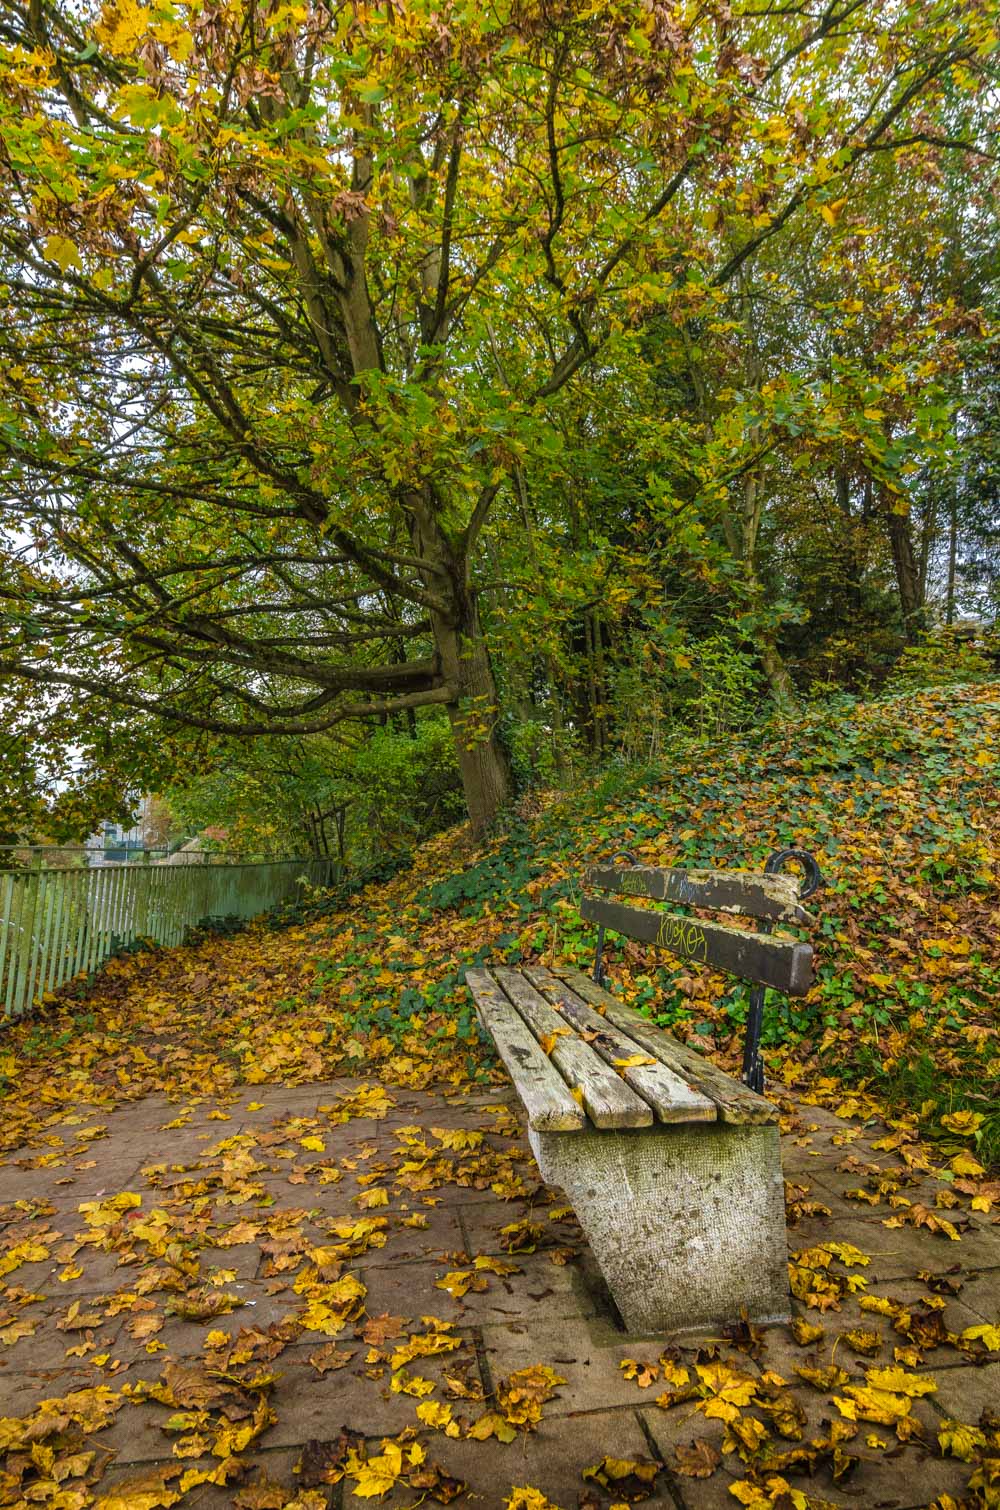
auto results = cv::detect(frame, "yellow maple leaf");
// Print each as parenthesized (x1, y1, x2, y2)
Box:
(390, 1370, 435, 1398)
(473, 1256, 521, 1275)
(416, 1399, 456, 1432)
(940, 1110, 983, 1135)
(823, 1241, 870, 1268)
(431, 1128, 484, 1151)
(466, 1410, 517, 1443)
(834, 1386, 911, 1424)
(354, 1188, 389, 1209)
(434, 1270, 486, 1297)
(582, 1457, 660, 1488)
(0, 1318, 36, 1345)
(960, 1323, 1000, 1350)
(43, 234, 81, 273)
(938, 1418, 988, 1460)
(865, 1366, 936, 1397)
(390, 1330, 461, 1371)
(351, 1457, 400, 1497)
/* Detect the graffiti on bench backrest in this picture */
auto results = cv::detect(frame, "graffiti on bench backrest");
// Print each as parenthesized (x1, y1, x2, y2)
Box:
(655, 912, 709, 963)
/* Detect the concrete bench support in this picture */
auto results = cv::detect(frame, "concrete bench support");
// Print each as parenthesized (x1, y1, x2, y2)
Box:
(528, 1118, 788, 1334)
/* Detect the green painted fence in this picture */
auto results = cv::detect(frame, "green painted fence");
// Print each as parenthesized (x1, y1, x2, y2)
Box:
(0, 857, 341, 1022)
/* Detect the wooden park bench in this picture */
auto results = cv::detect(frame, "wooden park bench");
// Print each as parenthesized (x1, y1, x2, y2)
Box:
(466, 850, 822, 1335)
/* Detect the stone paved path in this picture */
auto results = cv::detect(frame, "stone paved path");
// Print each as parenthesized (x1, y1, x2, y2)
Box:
(0, 1080, 997, 1508)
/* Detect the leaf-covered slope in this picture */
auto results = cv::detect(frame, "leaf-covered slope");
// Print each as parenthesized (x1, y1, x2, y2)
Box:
(2, 683, 998, 1181)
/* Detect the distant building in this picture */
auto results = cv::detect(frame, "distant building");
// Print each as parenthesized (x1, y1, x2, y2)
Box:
(85, 819, 146, 866)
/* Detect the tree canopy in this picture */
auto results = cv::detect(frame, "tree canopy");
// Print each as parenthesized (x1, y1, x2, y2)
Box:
(0, 0, 996, 839)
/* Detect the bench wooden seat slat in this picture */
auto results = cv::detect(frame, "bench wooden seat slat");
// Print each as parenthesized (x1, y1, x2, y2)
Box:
(465, 969, 585, 1132)
(552, 967, 779, 1126)
(524, 966, 718, 1124)
(579, 894, 813, 994)
(585, 864, 810, 924)
(492, 968, 654, 1129)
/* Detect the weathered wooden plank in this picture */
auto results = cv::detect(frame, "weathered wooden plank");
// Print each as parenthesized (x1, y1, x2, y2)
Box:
(579, 895, 813, 994)
(585, 864, 809, 924)
(465, 969, 586, 1132)
(553, 968, 779, 1125)
(493, 968, 653, 1129)
(524, 967, 719, 1124)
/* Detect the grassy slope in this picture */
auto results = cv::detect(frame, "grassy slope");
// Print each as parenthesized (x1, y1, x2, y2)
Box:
(2, 682, 998, 1183)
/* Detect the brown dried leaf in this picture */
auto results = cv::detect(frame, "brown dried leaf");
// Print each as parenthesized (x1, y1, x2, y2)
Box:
(308, 1344, 356, 1375)
(672, 1438, 721, 1478)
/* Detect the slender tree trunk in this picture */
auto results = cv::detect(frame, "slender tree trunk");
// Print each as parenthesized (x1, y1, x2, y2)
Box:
(834, 467, 864, 614)
(918, 496, 937, 606)
(946, 497, 958, 624)
(591, 608, 608, 754)
(305, 811, 321, 858)
(884, 501, 924, 642)
(580, 609, 607, 755)
(513, 465, 570, 775)
(739, 470, 797, 709)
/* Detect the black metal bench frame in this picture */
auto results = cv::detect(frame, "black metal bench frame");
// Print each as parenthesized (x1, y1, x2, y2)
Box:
(588, 847, 823, 1093)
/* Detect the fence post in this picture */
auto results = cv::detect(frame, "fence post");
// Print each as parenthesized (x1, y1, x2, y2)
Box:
(11, 872, 41, 1017)
(0, 872, 15, 1011)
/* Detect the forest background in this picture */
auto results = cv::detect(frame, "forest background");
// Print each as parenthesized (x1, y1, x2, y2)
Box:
(0, 0, 997, 861)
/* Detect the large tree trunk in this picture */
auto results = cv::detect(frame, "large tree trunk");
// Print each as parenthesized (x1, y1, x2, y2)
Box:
(408, 488, 512, 837)
(433, 598, 511, 838)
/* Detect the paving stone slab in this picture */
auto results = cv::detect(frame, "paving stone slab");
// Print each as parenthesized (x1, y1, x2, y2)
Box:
(258, 1339, 485, 1448)
(0, 1303, 126, 1370)
(357, 1254, 599, 1328)
(948, 1271, 1000, 1324)
(787, 1278, 997, 1367)
(479, 1315, 671, 1416)
(151, 1280, 305, 1358)
(378, 1207, 468, 1262)
(789, 1213, 1000, 1279)
(377, 1409, 670, 1509)
(926, 1360, 1000, 1420)
(94, 1448, 323, 1510)
(0, 1360, 105, 1414)
(0, 1160, 143, 1204)
(457, 1197, 576, 1251)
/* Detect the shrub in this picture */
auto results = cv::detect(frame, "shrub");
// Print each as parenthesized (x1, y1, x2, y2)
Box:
(888, 625, 996, 691)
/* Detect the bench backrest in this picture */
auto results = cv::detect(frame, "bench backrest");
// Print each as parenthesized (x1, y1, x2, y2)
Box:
(581, 861, 815, 994)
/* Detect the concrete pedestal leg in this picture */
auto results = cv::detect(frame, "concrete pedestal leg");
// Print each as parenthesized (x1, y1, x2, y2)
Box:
(528, 1121, 789, 1335)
